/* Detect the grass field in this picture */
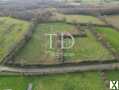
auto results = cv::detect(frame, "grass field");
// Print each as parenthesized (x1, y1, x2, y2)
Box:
(0, 71, 118, 90)
(33, 72, 106, 90)
(64, 15, 105, 25)
(0, 72, 106, 90)
(0, 17, 30, 63)
(64, 30, 114, 61)
(14, 23, 77, 65)
(0, 76, 30, 90)
(106, 70, 119, 81)
(96, 27, 119, 53)
(0, 76, 29, 90)
(0, 12, 119, 90)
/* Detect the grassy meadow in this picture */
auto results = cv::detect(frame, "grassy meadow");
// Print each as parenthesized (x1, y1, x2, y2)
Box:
(0, 17, 30, 63)
(14, 23, 77, 65)
(0, 72, 106, 90)
(64, 30, 114, 62)
(96, 27, 119, 53)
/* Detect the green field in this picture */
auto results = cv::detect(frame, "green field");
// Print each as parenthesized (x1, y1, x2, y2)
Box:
(14, 23, 77, 65)
(0, 72, 106, 90)
(33, 72, 106, 90)
(64, 15, 105, 25)
(0, 16, 118, 90)
(106, 70, 119, 81)
(0, 71, 118, 90)
(0, 17, 30, 63)
(64, 30, 114, 62)
(96, 27, 119, 53)
(0, 76, 29, 90)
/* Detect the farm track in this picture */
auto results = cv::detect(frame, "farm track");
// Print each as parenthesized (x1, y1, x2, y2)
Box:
(0, 63, 119, 75)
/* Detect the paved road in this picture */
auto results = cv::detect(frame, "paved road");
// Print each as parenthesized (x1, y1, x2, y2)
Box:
(0, 63, 119, 75)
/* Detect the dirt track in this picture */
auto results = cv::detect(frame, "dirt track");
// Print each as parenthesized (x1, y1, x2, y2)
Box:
(0, 63, 119, 75)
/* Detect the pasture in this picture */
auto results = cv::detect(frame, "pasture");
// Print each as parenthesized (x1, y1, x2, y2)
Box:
(0, 17, 30, 63)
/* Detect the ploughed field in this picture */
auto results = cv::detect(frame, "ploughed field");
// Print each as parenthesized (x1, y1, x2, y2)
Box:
(0, 17, 30, 63)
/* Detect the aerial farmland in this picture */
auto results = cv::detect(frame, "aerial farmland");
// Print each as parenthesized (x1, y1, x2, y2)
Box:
(0, 0, 119, 90)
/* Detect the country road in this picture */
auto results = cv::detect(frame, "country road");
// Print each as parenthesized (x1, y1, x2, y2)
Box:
(0, 63, 119, 75)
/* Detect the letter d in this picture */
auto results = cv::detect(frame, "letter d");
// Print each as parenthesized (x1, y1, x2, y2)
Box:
(61, 32, 75, 49)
